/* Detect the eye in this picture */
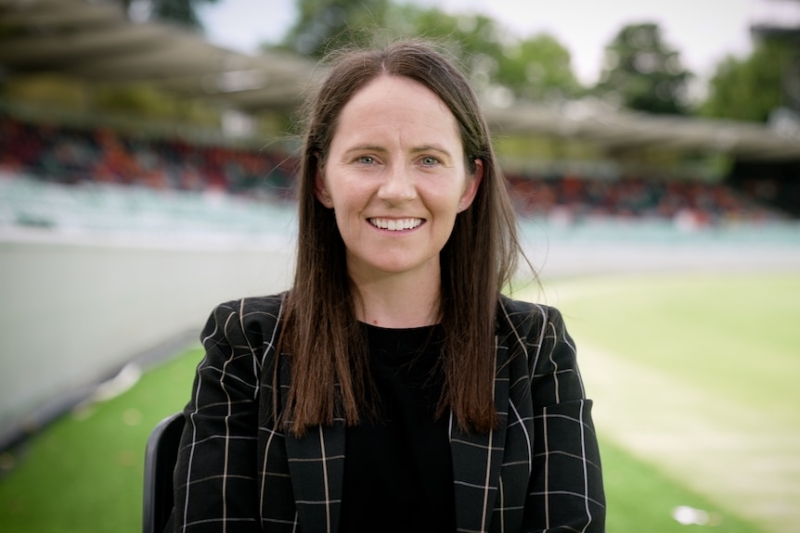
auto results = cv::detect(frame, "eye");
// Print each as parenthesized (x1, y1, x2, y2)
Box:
(356, 155, 375, 165)
(420, 156, 440, 166)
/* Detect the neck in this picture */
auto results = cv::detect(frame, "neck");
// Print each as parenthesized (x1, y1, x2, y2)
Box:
(350, 269, 441, 329)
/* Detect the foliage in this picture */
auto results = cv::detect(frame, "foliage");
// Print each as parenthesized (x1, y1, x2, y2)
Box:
(388, 4, 583, 102)
(385, 4, 510, 101)
(272, 0, 583, 104)
(495, 33, 583, 102)
(2, 75, 91, 111)
(700, 38, 796, 123)
(595, 23, 692, 115)
(1, 75, 222, 127)
(280, 0, 392, 56)
(92, 84, 221, 126)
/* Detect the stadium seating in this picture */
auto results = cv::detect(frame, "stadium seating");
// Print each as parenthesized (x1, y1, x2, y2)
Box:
(0, 112, 790, 228)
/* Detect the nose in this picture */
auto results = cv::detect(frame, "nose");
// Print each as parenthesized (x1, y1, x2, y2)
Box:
(377, 163, 416, 204)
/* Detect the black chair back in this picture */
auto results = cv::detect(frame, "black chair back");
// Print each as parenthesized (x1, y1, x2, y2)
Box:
(143, 412, 184, 533)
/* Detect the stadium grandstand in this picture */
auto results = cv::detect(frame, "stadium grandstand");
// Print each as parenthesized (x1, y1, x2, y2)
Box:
(2, 5, 800, 532)
(2, 0, 799, 223)
(1, 0, 800, 453)
(0, 111, 787, 226)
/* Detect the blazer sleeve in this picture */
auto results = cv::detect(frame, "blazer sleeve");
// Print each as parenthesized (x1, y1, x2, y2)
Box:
(170, 299, 266, 533)
(522, 304, 606, 532)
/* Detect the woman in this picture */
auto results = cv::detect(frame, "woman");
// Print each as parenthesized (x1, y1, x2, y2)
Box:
(171, 39, 605, 533)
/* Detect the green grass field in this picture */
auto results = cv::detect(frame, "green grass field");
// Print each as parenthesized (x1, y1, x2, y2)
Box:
(0, 272, 797, 532)
(0, 348, 200, 533)
(520, 271, 800, 533)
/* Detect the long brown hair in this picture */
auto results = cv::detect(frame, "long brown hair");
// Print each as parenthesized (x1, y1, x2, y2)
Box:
(280, 39, 524, 436)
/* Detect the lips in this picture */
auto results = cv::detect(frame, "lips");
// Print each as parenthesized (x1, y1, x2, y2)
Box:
(368, 218, 423, 231)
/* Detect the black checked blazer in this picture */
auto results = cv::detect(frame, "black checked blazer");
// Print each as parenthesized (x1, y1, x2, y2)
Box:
(170, 293, 605, 533)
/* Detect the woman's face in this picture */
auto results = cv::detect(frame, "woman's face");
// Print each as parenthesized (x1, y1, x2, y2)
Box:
(316, 75, 482, 284)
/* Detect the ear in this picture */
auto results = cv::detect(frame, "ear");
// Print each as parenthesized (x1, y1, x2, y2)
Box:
(458, 158, 484, 212)
(314, 167, 334, 208)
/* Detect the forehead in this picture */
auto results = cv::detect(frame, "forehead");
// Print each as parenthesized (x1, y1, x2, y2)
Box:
(332, 75, 461, 146)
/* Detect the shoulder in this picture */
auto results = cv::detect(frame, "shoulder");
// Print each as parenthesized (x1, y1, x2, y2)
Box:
(203, 292, 288, 342)
(496, 294, 573, 365)
(211, 291, 287, 315)
(497, 293, 564, 335)
(497, 295, 584, 397)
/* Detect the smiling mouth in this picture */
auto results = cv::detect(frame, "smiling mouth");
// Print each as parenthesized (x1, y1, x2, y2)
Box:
(368, 218, 423, 231)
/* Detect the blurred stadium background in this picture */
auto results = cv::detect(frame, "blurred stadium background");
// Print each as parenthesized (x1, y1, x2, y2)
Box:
(0, 0, 799, 532)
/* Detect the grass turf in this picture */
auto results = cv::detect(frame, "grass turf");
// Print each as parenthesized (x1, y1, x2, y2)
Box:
(2, 272, 794, 532)
(0, 346, 202, 533)
(525, 271, 800, 533)
(599, 437, 763, 533)
(539, 272, 800, 421)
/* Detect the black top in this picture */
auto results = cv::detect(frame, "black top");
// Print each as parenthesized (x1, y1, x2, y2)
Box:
(339, 323, 455, 533)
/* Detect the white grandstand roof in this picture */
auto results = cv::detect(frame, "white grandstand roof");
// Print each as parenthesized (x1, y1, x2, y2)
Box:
(2, 0, 799, 161)
(0, 0, 318, 110)
(485, 100, 800, 161)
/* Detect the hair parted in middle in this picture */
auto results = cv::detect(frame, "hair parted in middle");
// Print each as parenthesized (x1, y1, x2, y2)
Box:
(279, 38, 528, 437)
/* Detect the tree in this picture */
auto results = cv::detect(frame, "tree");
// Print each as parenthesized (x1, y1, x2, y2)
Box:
(382, 4, 507, 99)
(273, 0, 583, 104)
(281, 0, 391, 57)
(495, 34, 583, 102)
(385, 5, 583, 102)
(595, 23, 691, 115)
(700, 38, 796, 123)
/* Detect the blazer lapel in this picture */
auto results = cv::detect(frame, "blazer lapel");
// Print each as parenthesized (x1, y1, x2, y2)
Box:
(279, 358, 346, 533)
(450, 337, 511, 533)
(275, 329, 512, 533)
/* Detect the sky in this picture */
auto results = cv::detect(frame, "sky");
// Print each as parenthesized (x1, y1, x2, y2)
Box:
(197, 0, 800, 85)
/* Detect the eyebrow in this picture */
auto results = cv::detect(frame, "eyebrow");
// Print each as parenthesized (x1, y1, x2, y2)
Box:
(411, 144, 453, 159)
(344, 144, 385, 156)
(344, 144, 454, 159)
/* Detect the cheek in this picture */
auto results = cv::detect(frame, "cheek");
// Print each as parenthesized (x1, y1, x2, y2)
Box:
(432, 180, 470, 212)
(325, 168, 365, 203)
(330, 195, 362, 234)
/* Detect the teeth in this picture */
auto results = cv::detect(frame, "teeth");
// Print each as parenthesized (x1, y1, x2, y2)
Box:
(369, 218, 422, 231)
